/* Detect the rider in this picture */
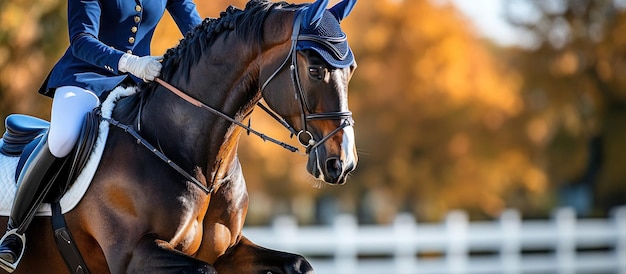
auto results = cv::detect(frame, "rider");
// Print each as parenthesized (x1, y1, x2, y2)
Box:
(0, 0, 202, 272)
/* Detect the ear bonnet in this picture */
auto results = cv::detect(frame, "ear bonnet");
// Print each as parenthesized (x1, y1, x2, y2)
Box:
(296, 0, 356, 68)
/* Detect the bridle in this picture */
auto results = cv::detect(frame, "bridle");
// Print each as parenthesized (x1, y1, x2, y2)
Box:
(259, 10, 354, 154)
(104, 8, 355, 194)
(156, 9, 354, 155)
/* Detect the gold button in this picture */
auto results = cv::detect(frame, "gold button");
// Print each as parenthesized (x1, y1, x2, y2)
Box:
(131, 26, 138, 33)
(127, 50, 133, 54)
(134, 16, 141, 23)
(135, 5, 142, 12)
(128, 37, 135, 44)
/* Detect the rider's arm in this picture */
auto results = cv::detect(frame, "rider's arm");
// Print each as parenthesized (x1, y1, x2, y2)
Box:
(167, 0, 203, 35)
(67, 0, 126, 74)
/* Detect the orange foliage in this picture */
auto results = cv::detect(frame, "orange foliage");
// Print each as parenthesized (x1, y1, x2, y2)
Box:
(2, 0, 622, 223)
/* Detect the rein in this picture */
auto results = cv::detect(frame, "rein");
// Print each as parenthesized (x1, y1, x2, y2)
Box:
(99, 79, 298, 196)
(99, 111, 213, 194)
(101, 9, 354, 195)
(155, 78, 299, 153)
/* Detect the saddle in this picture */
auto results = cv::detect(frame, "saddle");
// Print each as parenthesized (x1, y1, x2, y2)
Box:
(0, 110, 100, 203)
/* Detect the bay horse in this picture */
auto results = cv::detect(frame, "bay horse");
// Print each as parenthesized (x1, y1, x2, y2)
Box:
(0, 0, 357, 273)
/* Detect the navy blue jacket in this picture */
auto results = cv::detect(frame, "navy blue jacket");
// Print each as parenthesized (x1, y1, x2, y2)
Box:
(40, 0, 202, 97)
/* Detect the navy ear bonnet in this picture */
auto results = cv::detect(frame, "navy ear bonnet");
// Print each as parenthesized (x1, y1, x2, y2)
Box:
(296, 10, 354, 68)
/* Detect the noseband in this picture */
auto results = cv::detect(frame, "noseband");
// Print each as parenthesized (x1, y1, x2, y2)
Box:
(103, 9, 355, 195)
(260, 11, 354, 154)
(155, 10, 353, 155)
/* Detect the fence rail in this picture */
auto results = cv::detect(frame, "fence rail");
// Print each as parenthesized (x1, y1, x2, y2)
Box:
(243, 207, 626, 274)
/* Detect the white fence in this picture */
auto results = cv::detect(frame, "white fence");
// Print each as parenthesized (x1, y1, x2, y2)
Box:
(243, 207, 626, 274)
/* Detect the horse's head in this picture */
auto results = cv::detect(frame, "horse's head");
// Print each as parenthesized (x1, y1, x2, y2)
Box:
(260, 0, 358, 185)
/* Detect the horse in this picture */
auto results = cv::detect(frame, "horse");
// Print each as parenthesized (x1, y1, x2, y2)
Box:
(0, 0, 357, 273)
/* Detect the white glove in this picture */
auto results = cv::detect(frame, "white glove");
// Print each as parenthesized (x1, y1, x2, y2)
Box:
(118, 53, 163, 82)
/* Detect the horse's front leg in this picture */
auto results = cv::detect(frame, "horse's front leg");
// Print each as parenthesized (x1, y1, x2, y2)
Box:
(124, 235, 216, 274)
(214, 236, 313, 274)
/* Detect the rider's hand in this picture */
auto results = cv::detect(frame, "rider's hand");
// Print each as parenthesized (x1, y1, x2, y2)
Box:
(118, 53, 163, 82)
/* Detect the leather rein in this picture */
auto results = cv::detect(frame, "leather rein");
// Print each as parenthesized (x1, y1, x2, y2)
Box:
(102, 11, 354, 195)
(157, 10, 354, 155)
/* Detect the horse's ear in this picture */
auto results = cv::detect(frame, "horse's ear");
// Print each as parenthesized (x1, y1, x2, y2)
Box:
(301, 0, 329, 29)
(329, 0, 357, 22)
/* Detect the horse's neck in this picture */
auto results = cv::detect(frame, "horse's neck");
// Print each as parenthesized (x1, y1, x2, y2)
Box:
(135, 8, 294, 185)
(137, 56, 260, 185)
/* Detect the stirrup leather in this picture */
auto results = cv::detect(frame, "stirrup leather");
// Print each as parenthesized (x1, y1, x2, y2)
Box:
(0, 229, 26, 273)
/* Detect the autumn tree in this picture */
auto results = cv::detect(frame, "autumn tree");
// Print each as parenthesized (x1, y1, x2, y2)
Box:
(241, 0, 552, 223)
(0, 0, 65, 122)
(504, 0, 626, 214)
(3, 0, 619, 225)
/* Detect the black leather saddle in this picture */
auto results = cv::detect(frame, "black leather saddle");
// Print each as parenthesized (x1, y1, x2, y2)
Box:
(0, 110, 100, 202)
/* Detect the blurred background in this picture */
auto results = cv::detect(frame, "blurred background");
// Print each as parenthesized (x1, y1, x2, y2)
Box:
(1, 0, 625, 227)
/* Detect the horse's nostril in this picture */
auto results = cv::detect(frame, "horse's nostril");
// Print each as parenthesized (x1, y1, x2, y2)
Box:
(325, 157, 343, 178)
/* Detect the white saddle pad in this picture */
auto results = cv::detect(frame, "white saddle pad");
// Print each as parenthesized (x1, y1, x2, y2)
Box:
(0, 86, 137, 216)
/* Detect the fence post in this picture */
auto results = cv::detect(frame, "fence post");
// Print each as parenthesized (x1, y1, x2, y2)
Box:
(555, 208, 575, 274)
(272, 215, 298, 251)
(247, 207, 626, 274)
(500, 209, 521, 274)
(613, 206, 626, 274)
(334, 214, 357, 274)
(394, 213, 417, 274)
(446, 210, 468, 274)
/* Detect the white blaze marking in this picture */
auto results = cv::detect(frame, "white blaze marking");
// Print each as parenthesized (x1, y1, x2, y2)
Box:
(342, 126, 356, 166)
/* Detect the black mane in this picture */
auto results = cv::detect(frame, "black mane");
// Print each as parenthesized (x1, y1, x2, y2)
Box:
(159, 0, 300, 82)
(114, 0, 302, 123)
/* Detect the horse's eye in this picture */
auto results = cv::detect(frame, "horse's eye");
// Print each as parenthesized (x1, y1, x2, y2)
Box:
(308, 66, 325, 80)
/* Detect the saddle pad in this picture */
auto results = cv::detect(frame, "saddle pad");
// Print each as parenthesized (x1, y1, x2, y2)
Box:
(0, 86, 138, 216)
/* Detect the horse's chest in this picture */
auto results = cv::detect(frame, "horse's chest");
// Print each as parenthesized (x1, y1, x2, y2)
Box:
(165, 193, 212, 254)
(176, 219, 206, 254)
(192, 176, 249, 262)
(172, 198, 242, 262)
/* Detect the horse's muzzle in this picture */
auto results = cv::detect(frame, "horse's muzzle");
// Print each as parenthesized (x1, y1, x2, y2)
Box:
(307, 127, 357, 185)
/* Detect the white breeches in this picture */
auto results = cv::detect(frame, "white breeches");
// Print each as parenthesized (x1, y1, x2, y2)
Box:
(48, 86, 100, 158)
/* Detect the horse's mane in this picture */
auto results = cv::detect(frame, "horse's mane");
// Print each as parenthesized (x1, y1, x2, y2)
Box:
(114, 0, 302, 122)
(159, 0, 300, 82)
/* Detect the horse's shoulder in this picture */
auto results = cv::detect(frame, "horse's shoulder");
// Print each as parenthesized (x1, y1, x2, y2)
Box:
(110, 92, 143, 123)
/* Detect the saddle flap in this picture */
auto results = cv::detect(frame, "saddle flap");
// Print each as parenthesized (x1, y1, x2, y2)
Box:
(47, 109, 100, 203)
